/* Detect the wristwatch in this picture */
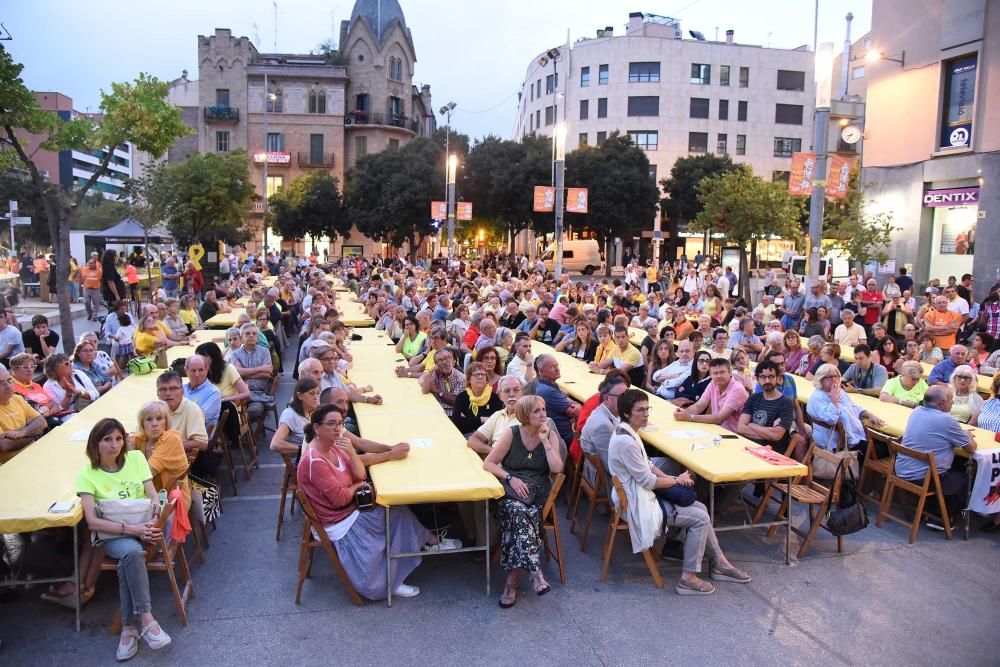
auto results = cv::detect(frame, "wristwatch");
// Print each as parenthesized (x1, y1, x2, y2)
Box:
(504, 473, 512, 483)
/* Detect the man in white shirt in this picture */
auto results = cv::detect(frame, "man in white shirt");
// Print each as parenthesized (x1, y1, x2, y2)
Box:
(944, 285, 970, 323)
(833, 309, 867, 348)
(654, 339, 695, 400)
(465, 376, 562, 455)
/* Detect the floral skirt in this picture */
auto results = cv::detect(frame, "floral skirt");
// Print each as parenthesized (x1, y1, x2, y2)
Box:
(492, 498, 543, 573)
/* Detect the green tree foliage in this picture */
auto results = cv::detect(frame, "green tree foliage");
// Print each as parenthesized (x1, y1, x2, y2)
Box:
(692, 166, 804, 299)
(823, 163, 898, 265)
(566, 132, 660, 275)
(431, 126, 470, 162)
(462, 134, 551, 252)
(143, 151, 256, 247)
(71, 195, 131, 231)
(660, 154, 738, 259)
(269, 171, 349, 242)
(344, 138, 443, 261)
(0, 45, 190, 347)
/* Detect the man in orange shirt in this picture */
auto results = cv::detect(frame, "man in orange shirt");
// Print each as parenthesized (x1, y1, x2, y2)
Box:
(78, 256, 103, 320)
(922, 295, 963, 350)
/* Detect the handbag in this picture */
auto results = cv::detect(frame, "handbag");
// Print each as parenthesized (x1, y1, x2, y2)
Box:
(189, 474, 221, 525)
(654, 484, 697, 507)
(93, 498, 155, 545)
(826, 461, 869, 536)
(354, 480, 377, 511)
(813, 448, 859, 480)
(128, 355, 158, 375)
(501, 474, 537, 506)
(155, 347, 169, 369)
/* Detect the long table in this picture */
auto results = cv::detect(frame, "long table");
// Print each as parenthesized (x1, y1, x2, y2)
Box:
(204, 307, 247, 329)
(0, 371, 164, 629)
(345, 327, 502, 605)
(530, 339, 807, 563)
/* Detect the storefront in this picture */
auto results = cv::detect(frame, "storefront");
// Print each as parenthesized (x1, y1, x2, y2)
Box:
(924, 185, 979, 281)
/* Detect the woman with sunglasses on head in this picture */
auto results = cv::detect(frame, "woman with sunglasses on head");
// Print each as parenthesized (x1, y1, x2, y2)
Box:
(42, 352, 99, 418)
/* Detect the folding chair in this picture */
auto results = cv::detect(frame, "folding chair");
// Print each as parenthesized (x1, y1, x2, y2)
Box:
(293, 490, 363, 606)
(253, 374, 281, 439)
(208, 411, 238, 496)
(768, 445, 849, 558)
(234, 401, 258, 478)
(877, 441, 953, 544)
(859, 427, 897, 504)
(275, 452, 299, 541)
(601, 476, 663, 588)
(539, 473, 567, 584)
(101, 499, 195, 633)
(570, 452, 610, 552)
(751, 432, 818, 526)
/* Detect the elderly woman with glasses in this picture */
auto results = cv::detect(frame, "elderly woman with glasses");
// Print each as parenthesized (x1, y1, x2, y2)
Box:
(807, 363, 884, 452)
(451, 362, 505, 436)
(880, 360, 929, 409)
(948, 364, 983, 424)
(42, 352, 99, 417)
(297, 404, 458, 600)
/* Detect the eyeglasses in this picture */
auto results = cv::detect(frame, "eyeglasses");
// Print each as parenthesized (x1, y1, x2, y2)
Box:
(12, 364, 36, 370)
(697, 358, 710, 364)
(0, 378, 14, 386)
(319, 420, 344, 428)
(470, 372, 488, 378)
(954, 375, 974, 381)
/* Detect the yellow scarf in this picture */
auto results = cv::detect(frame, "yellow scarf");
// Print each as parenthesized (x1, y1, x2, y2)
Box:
(466, 385, 493, 416)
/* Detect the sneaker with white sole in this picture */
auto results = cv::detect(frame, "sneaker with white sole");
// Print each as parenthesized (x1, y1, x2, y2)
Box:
(423, 537, 462, 552)
(393, 583, 420, 597)
(140, 621, 171, 651)
(116, 626, 140, 661)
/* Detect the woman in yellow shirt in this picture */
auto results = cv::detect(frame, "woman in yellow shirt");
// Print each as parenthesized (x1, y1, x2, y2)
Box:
(131, 401, 191, 515)
(702, 284, 723, 322)
(134, 315, 167, 357)
(179, 294, 202, 331)
(593, 326, 616, 365)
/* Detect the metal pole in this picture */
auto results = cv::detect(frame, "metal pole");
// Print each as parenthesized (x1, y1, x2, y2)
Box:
(262, 72, 269, 257)
(808, 42, 834, 287)
(447, 155, 457, 266)
(554, 152, 565, 281)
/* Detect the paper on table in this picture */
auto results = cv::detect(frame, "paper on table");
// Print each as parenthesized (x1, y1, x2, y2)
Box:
(665, 428, 712, 439)
(69, 427, 92, 441)
(411, 438, 434, 448)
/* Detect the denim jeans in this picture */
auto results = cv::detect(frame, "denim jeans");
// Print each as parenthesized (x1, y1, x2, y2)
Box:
(102, 536, 151, 623)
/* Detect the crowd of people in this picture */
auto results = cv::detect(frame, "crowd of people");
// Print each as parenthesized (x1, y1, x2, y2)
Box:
(1, 246, 999, 657)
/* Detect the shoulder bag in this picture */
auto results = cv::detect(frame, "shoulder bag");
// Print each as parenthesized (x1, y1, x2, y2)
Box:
(93, 498, 155, 545)
(128, 355, 158, 376)
(826, 461, 869, 536)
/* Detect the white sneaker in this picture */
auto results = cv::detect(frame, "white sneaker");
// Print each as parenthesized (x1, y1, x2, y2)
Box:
(116, 626, 140, 661)
(423, 537, 462, 552)
(140, 621, 171, 651)
(392, 583, 420, 597)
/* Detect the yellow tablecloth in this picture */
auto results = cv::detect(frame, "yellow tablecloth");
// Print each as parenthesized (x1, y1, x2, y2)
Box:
(204, 307, 247, 329)
(0, 372, 163, 533)
(191, 329, 226, 346)
(530, 341, 807, 483)
(347, 328, 502, 506)
(336, 299, 375, 328)
(839, 346, 992, 394)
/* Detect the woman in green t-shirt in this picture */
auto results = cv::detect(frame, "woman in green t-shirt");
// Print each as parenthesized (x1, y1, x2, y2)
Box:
(76, 418, 173, 661)
(395, 315, 427, 360)
(878, 360, 928, 409)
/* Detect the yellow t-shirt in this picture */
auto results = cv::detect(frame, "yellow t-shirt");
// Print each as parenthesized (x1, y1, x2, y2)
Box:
(610, 344, 641, 369)
(215, 363, 242, 400)
(594, 340, 616, 364)
(75, 450, 152, 502)
(422, 347, 439, 372)
(134, 331, 159, 356)
(179, 309, 201, 329)
(646, 266, 658, 283)
(0, 395, 41, 462)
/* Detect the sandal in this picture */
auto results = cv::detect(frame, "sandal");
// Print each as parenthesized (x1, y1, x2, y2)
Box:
(498, 583, 517, 608)
(116, 626, 140, 661)
(710, 565, 752, 583)
(531, 574, 551, 596)
(675, 578, 715, 596)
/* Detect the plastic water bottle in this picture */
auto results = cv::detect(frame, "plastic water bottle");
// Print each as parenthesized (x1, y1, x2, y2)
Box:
(712, 435, 722, 448)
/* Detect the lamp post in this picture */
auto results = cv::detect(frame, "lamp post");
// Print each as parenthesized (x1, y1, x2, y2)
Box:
(438, 102, 456, 256)
(446, 154, 458, 267)
(262, 72, 277, 257)
(807, 42, 834, 287)
(553, 122, 567, 281)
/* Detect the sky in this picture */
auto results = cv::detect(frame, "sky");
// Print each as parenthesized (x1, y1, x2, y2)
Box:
(3, 0, 871, 141)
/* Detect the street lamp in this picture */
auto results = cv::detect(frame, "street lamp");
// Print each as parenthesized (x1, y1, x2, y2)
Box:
(864, 48, 905, 66)
(262, 72, 277, 258)
(438, 102, 456, 256)
(446, 153, 458, 267)
(553, 122, 567, 280)
(807, 42, 834, 287)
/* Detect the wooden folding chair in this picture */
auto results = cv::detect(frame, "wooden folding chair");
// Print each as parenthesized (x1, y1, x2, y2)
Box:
(275, 453, 299, 541)
(601, 476, 663, 588)
(539, 473, 567, 584)
(234, 400, 258, 478)
(208, 411, 238, 496)
(101, 499, 195, 633)
(859, 427, 897, 504)
(751, 431, 819, 526)
(768, 445, 848, 558)
(293, 490, 363, 606)
(564, 451, 583, 520)
(876, 441, 953, 544)
(570, 452, 611, 552)
(253, 374, 281, 439)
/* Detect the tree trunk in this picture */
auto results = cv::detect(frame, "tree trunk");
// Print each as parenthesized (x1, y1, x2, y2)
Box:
(748, 237, 758, 302)
(508, 223, 516, 255)
(604, 237, 613, 278)
(738, 246, 749, 304)
(55, 208, 75, 353)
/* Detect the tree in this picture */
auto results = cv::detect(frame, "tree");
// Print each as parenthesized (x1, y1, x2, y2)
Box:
(692, 166, 804, 300)
(344, 138, 443, 261)
(143, 151, 256, 247)
(823, 163, 898, 265)
(660, 153, 738, 260)
(0, 45, 190, 347)
(566, 132, 660, 276)
(269, 171, 349, 244)
(71, 195, 131, 231)
(431, 126, 470, 163)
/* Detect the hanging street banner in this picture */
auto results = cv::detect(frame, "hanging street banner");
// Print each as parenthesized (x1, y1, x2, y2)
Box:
(788, 152, 817, 196)
(533, 186, 555, 212)
(825, 155, 854, 200)
(457, 202, 473, 221)
(431, 201, 447, 220)
(252, 151, 291, 165)
(565, 188, 589, 213)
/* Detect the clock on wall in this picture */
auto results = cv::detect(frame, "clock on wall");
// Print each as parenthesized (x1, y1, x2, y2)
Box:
(841, 124, 862, 144)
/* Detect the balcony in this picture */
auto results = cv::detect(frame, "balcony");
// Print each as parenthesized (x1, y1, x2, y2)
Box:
(298, 152, 336, 168)
(204, 106, 240, 123)
(251, 201, 265, 214)
(345, 111, 416, 134)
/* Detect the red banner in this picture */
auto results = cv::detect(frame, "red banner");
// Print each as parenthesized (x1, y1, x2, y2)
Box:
(533, 186, 555, 212)
(430, 201, 447, 220)
(457, 202, 473, 221)
(565, 188, 589, 213)
(826, 155, 854, 199)
(788, 152, 817, 196)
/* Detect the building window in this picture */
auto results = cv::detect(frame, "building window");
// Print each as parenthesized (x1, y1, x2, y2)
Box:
(266, 90, 283, 113)
(852, 66, 865, 79)
(628, 131, 658, 151)
(690, 63, 711, 85)
(775, 103, 803, 125)
(544, 105, 555, 126)
(536, 79, 541, 98)
(596, 131, 607, 146)
(649, 164, 657, 182)
(720, 65, 730, 86)
(772, 171, 790, 183)
(266, 132, 284, 151)
(266, 175, 283, 197)
(629, 62, 660, 82)
(939, 54, 977, 149)
(739, 66, 749, 87)
(599, 64, 609, 84)
(545, 73, 558, 94)
(529, 83, 534, 101)
(388, 96, 404, 122)
(773, 137, 802, 157)
(308, 90, 327, 114)
(579, 132, 588, 147)
(717, 133, 728, 154)
(355, 135, 368, 157)
(309, 134, 324, 163)
(216, 131, 229, 153)
(719, 99, 729, 120)
(536, 110, 541, 128)
(216, 89, 230, 107)
(736, 134, 746, 155)
(737, 101, 748, 121)
(688, 132, 708, 153)
(579, 99, 589, 120)
(388, 138, 399, 151)
(628, 96, 659, 117)
(689, 97, 710, 119)
(388, 57, 403, 81)
(597, 98, 608, 118)
(581, 66, 590, 87)
(355, 93, 369, 113)
(528, 113, 533, 131)
(776, 69, 806, 91)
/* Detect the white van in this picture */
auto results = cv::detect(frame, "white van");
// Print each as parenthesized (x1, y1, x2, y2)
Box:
(541, 239, 604, 275)
(789, 253, 852, 282)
